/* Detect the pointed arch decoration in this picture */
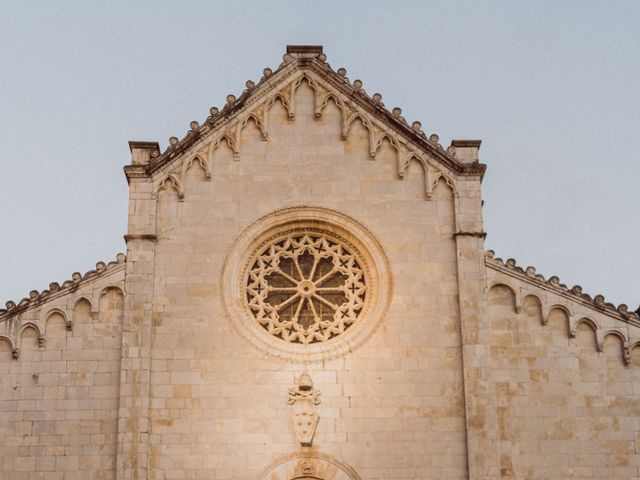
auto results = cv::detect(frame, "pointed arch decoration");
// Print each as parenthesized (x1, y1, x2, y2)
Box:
(73, 296, 94, 310)
(18, 322, 45, 348)
(45, 307, 72, 332)
(431, 170, 457, 195)
(315, 91, 346, 119)
(240, 112, 269, 140)
(341, 111, 365, 140)
(266, 91, 294, 119)
(181, 151, 211, 183)
(209, 131, 240, 161)
(371, 131, 400, 160)
(152, 69, 460, 202)
(0, 334, 17, 359)
(158, 173, 184, 199)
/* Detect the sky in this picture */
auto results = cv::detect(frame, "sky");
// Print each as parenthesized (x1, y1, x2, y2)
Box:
(0, 1, 638, 308)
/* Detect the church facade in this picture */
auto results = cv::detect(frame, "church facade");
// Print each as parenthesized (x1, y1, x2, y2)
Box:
(1, 46, 639, 480)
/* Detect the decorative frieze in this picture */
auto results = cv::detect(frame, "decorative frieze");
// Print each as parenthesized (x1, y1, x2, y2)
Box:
(142, 47, 482, 202)
(486, 251, 640, 366)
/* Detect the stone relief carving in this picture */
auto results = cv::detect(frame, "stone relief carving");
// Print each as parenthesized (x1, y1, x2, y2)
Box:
(0, 254, 126, 361)
(288, 372, 321, 446)
(245, 231, 367, 345)
(220, 207, 392, 363)
(486, 250, 640, 325)
(486, 251, 640, 366)
(0, 253, 125, 320)
(149, 49, 468, 201)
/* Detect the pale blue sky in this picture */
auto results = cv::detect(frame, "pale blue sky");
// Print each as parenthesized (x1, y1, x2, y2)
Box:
(1, 1, 638, 308)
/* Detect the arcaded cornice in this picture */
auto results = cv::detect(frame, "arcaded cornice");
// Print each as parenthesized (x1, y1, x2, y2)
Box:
(0, 253, 126, 321)
(140, 46, 486, 179)
(485, 250, 640, 328)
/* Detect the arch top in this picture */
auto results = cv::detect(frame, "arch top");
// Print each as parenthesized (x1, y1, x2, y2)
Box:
(257, 452, 361, 480)
(99, 285, 124, 297)
(487, 281, 521, 313)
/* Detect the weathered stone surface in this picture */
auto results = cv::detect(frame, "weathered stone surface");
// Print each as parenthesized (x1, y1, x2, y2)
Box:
(1, 46, 638, 480)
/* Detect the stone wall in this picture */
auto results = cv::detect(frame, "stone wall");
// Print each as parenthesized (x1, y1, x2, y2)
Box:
(145, 81, 469, 479)
(0, 264, 125, 480)
(3, 48, 639, 480)
(486, 266, 640, 479)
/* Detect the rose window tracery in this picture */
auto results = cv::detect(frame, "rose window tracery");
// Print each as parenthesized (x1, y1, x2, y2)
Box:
(245, 231, 367, 344)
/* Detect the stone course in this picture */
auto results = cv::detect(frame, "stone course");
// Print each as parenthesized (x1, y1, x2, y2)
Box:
(0, 266, 124, 480)
(0, 46, 638, 480)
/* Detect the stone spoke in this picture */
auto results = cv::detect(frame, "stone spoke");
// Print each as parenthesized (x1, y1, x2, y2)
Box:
(275, 293, 300, 313)
(314, 267, 339, 287)
(307, 297, 320, 321)
(268, 286, 297, 292)
(293, 297, 305, 320)
(315, 286, 344, 292)
(293, 256, 305, 281)
(308, 255, 320, 281)
(275, 268, 299, 286)
(312, 293, 338, 311)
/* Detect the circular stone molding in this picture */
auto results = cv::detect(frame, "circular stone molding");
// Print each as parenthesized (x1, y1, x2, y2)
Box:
(257, 452, 361, 480)
(221, 206, 392, 362)
(245, 229, 367, 345)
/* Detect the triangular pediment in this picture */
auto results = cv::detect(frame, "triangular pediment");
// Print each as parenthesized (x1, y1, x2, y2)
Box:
(125, 45, 485, 199)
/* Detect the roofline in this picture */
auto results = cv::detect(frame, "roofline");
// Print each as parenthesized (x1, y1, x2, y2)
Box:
(485, 250, 640, 328)
(140, 52, 486, 179)
(0, 253, 126, 322)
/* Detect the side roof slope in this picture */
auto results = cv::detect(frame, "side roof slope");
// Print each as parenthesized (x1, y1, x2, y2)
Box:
(486, 250, 640, 327)
(0, 253, 126, 321)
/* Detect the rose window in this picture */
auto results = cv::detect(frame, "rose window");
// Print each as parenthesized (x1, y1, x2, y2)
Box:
(245, 231, 367, 344)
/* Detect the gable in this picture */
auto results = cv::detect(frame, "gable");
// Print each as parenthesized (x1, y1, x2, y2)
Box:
(125, 46, 484, 201)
